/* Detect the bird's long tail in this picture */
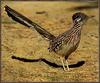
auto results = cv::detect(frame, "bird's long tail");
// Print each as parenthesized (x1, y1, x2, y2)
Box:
(5, 5, 56, 40)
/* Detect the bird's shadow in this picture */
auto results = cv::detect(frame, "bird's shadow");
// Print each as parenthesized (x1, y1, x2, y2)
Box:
(11, 55, 85, 68)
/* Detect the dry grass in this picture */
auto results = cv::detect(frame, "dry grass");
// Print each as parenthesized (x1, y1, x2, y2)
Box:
(1, 1, 99, 82)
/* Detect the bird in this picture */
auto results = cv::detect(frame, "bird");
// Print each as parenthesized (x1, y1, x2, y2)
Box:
(5, 5, 94, 71)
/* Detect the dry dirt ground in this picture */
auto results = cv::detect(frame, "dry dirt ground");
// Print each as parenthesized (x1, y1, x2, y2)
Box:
(1, 1, 99, 82)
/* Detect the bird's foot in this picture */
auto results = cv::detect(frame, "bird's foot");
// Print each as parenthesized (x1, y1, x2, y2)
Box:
(63, 64, 70, 71)
(67, 67, 70, 71)
(63, 66, 70, 71)
(63, 68, 67, 71)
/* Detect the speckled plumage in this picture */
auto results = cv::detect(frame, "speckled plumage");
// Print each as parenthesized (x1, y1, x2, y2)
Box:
(5, 5, 92, 71)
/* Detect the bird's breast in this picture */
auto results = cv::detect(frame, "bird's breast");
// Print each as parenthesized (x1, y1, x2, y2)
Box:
(49, 35, 80, 57)
(56, 40, 80, 57)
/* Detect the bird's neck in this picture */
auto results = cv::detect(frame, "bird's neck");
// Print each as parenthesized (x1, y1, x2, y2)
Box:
(68, 22, 82, 37)
(72, 22, 83, 30)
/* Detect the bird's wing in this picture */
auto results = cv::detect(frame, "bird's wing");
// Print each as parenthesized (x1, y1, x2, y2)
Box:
(5, 5, 56, 40)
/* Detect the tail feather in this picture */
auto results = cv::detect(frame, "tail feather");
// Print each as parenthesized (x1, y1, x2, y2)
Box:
(5, 5, 56, 40)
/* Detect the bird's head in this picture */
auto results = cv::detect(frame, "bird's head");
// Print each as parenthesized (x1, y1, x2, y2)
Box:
(72, 12, 94, 24)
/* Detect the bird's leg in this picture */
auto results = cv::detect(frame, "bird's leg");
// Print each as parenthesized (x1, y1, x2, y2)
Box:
(60, 57, 66, 71)
(65, 60, 70, 71)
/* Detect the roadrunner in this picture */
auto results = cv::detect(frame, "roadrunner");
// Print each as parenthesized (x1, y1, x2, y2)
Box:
(5, 5, 94, 71)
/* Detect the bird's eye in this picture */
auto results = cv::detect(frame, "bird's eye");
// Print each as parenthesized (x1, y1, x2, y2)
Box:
(76, 18, 81, 22)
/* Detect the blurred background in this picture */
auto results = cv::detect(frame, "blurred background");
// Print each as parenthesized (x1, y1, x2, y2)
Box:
(1, 1, 99, 82)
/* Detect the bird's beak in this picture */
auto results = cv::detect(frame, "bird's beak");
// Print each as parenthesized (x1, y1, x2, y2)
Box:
(87, 15, 97, 23)
(88, 15, 95, 19)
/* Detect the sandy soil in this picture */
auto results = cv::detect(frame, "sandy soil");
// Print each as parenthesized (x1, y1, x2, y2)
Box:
(1, 1, 99, 82)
